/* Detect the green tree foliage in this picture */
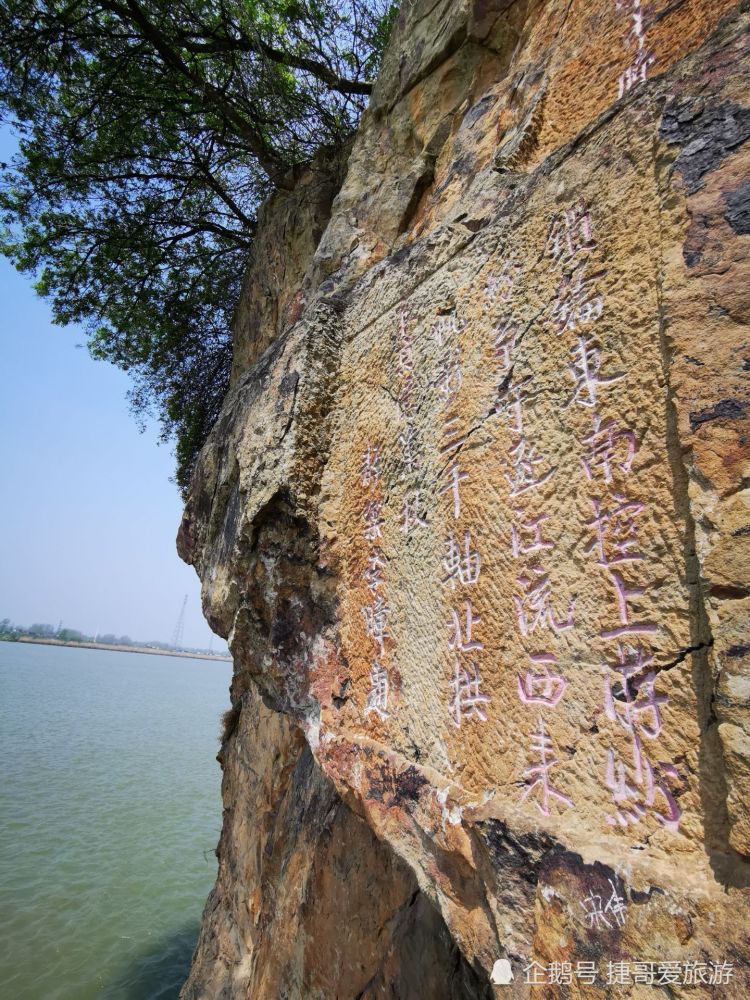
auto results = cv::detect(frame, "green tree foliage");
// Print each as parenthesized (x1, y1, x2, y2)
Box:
(58, 627, 86, 642)
(0, 0, 397, 492)
(28, 622, 56, 637)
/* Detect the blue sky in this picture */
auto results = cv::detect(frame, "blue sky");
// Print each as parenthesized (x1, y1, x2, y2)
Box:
(0, 129, 225, 650)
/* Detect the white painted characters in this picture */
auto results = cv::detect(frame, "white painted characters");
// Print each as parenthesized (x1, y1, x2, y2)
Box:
(362, 596, 389, 656)
(520, 717, 573, 816)
(616, 0, 655, 98)
(580, 880, 627, 930)
(545, 200, 597, 267)
(447, 600, 484, 653)
(517, 654, 568, 708)
(359, 442, 392, 721)
(514, 565, 575, 636)
(582, 414, 637, 483)
(364, 661, 390, 721)
(442, 531, 481, 588)
(360, 443, 381, 489)
(449, 660, 491, 728)
(566, 333, 624, 409)
(548, 268, 605, 337)
(399, 490, 428, 535)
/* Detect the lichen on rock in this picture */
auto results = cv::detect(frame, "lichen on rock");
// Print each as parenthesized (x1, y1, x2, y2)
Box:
(178, 1, 750, 996)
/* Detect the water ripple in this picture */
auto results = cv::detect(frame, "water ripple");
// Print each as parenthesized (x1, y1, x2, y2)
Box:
(0, 643, 230, 1000)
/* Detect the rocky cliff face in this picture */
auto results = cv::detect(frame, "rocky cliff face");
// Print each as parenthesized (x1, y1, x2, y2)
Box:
(178, 1, 750, 996)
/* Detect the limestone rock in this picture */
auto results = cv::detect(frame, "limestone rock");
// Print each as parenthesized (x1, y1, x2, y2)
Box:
(179, 1, 750, 996)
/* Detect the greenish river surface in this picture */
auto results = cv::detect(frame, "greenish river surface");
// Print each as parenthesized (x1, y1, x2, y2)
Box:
(0, 641, 232, 999)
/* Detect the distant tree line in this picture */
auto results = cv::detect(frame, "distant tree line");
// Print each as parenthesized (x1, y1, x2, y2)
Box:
(0, 617, 229, 657)
(0, 618, 132, 644)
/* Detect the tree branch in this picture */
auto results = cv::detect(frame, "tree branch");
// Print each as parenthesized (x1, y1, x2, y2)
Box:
(97, 0, 289, 182)
(174, 28, 374, 95)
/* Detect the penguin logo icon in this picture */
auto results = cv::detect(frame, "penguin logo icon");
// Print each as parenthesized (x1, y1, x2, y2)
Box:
(490, 958, 514, 985)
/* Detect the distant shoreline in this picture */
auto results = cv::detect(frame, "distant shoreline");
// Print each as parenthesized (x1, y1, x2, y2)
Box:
(7, 636, 231, 662)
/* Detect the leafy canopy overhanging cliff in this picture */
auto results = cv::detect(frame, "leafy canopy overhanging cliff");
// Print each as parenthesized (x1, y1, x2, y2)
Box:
(0, 0, 396, 490)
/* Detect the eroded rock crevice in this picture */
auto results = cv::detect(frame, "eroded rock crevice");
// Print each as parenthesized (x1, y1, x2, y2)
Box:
(183, 682, 494, 1000)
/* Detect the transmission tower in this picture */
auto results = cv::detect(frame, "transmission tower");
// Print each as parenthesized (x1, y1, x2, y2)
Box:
(171, 595, 187, 649)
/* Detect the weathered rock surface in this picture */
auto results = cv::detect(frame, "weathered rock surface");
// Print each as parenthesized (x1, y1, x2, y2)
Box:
(179, 1, 750, 996)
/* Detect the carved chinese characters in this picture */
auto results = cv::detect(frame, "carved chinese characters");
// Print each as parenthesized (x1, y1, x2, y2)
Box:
(542, 196, 683, 832)
(433, 312, 491, 729)
(360, 444, 391, 721)
(330, 128, 698, 871)
(616, 0, 655, 98)
(489, 260, 576, 816)
(182, 2, 750, 991)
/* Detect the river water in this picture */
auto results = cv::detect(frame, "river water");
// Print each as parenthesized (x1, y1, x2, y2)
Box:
(0, 641, 231, 999)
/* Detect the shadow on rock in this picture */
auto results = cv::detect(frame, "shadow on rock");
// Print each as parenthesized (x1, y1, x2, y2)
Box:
(104, 922, 200, 1000)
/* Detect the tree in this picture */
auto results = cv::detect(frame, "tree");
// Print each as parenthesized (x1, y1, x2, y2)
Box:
(0, 618, 20, 640)
(28, 622, 56, 637)
(58, 627, 85, 642)
(0, 0, 397, 492)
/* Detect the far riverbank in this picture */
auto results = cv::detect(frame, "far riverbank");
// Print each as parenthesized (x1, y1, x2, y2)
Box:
(4, 635, 231, 662)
